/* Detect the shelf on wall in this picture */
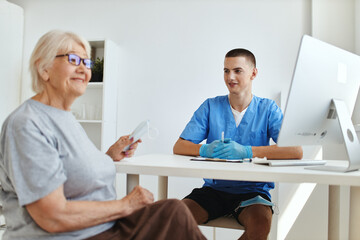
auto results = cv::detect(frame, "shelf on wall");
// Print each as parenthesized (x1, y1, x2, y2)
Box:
(79, 120, 102, 124)
(89, 40, 105, 48)
(72, 39, 119, 151)
(87, 82, 103, 89)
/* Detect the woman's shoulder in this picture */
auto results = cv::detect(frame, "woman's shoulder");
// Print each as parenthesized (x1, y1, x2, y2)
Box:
(2, 100, 43, 132)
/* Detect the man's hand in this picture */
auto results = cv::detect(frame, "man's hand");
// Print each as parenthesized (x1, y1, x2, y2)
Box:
(213, 140, 252, 159)
(199, 140, 223, 158)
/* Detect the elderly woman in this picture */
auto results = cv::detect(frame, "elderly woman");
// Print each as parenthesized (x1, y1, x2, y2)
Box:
(0, 30, 205, 240)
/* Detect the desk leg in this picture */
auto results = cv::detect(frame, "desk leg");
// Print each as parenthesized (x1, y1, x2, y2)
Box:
(328, 185, 339, 240)
(158, 176, 168, 200)
(349, 186, 360, 240)
(126, 174, 139, 194)
(328, 185, 350, 240)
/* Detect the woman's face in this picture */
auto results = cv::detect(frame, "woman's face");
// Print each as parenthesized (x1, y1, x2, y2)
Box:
(41, 40, 91, 100)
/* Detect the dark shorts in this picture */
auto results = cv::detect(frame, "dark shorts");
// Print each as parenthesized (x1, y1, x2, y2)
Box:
(184, 187, 273, 223)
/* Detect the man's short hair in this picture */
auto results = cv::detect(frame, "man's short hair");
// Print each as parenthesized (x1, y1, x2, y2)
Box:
(225, 48, 256, 68)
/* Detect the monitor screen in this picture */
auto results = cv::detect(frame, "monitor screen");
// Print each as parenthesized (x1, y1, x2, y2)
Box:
(277, 35, 360, 172)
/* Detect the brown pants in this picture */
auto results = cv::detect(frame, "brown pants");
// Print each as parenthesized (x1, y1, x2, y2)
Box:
(85, 199, 206, 240)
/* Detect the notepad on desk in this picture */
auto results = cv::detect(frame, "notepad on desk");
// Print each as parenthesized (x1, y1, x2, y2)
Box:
(253, 157, 327, 167)
(190, 157, 250, 163)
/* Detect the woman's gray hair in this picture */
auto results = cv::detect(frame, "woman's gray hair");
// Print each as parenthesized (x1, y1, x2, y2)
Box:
(29, 30, 91, 93)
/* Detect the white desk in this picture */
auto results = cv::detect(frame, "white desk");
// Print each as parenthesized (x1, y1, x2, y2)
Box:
(115, 154, 360, 239)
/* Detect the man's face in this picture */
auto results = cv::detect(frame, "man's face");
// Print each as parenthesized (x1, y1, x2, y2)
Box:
(223, 56, 257, 95)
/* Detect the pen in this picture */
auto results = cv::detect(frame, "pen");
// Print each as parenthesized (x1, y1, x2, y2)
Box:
(221, 131, 224, 142)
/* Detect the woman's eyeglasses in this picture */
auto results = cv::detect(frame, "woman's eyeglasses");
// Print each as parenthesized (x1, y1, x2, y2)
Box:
(56, 54, 93, 69)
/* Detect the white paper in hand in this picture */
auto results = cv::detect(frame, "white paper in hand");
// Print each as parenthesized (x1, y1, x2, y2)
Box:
(123, 120, 149, 151)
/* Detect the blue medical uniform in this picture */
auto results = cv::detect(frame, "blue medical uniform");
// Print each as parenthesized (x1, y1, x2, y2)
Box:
(180, 95, 283, 199)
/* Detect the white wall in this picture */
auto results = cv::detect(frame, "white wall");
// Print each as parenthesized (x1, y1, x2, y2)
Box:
(312, 0, 355, 52)
(357, 0, 360, 55)
(0, 0, 23, 127)
(354, 0, 360, 128)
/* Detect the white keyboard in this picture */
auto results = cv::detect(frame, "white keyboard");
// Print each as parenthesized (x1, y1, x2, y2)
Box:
(253, 159, 327, 167)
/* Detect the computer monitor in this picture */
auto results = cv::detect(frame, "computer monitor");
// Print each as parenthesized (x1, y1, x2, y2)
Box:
(277, 35, 360, 172)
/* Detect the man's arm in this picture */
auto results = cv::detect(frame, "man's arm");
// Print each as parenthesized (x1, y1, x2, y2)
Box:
(252, 145, 303, 159)
(173, 138, 201, 156)
(174, 138, 303, 159)
(174, 137, 303, 159)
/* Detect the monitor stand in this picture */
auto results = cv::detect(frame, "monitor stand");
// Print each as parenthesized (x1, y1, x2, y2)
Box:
(306, 99, 360, 173)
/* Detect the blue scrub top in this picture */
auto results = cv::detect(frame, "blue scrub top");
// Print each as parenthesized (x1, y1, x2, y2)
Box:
(180, 95, 283, 199)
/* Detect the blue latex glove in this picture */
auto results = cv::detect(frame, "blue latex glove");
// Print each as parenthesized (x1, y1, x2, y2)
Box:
(212, 140, 252, 159)
(199, 140, 223, 158)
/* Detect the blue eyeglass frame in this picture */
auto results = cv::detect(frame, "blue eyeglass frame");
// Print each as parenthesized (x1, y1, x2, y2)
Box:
(55, 53, 94, 69)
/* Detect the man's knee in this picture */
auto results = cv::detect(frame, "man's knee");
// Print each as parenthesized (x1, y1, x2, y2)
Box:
(251, 213, 271, 232)
(244, 216, 271, 240)
(238, 205, 272, 239)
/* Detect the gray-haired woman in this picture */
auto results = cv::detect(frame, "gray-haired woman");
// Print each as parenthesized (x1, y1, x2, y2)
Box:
(0, 30, 205, 240)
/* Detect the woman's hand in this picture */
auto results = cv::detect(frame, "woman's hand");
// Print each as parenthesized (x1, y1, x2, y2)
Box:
(106, 135, 142, 161)
(122, 186, 154, 214)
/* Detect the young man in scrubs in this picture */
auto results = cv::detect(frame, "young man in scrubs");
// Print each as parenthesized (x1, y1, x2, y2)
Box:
(173, 48, 303, 240)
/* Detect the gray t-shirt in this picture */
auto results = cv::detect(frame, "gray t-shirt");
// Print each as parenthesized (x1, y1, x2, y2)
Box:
(0, 99, 116, 240)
